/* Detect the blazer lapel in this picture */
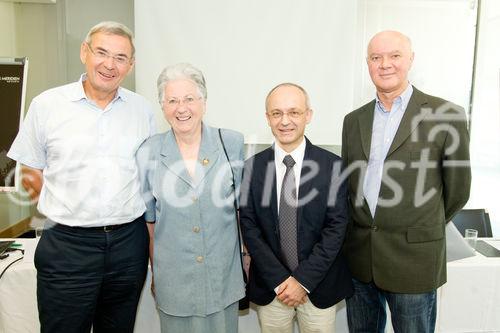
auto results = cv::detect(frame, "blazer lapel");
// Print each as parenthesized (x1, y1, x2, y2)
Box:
(195, 125, 220, 186)
(270, 161, 279, 232)
(386, 87, 431, 158)
(159, 130, 194, 188)
(297, 138, 314, 229)
(358, 101, 376, 159)
(159, 124, 221, 189)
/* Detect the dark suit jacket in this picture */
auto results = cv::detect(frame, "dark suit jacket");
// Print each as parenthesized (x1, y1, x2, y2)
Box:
(342, 87, 471, 293)
(239, 138, 353, 309)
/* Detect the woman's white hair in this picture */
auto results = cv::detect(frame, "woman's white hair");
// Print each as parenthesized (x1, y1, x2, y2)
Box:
(157, 63, 207, 105)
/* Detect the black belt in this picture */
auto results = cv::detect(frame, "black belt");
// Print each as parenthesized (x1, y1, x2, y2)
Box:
(53, 220, 138, 233)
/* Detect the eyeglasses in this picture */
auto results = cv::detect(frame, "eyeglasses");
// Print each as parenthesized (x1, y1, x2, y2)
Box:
(267, 109, 306, 120)
(164, 95, 202, 107)
(86, 43, 132, 66)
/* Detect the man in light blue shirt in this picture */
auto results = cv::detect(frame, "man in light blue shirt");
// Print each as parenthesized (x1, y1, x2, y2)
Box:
(342, 30, 471, 333)
(8, 21, 155, 333)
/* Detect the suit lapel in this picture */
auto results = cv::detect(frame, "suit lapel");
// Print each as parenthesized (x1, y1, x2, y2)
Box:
(159, 130, 193, 188)
(270, 161, 279, 231)
(297, 138, 314, 230)
(358, 101, 376, 159)
(386, 87, 431, 158)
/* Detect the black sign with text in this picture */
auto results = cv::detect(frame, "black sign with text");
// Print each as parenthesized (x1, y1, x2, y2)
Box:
(0, 61, 26, 188)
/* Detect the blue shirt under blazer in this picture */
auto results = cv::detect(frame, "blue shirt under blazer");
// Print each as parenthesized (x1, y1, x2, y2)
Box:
(240, 138, 353, 309)
(137, 124, 245, 316)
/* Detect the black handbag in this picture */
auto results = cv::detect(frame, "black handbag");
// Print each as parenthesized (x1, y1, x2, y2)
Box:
(218, 129, 250, 310)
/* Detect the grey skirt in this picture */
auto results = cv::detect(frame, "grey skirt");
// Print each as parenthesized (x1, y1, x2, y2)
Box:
(159, 301, 239, 333)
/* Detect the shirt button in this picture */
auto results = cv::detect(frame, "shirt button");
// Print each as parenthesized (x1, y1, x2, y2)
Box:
(196, 256, 204, 263)
(193, 226, 200, 233)
(372, 225, 378, 231)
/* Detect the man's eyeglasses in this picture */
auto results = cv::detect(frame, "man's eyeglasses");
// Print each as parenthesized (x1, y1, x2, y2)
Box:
(164, 95, 202, 107)
(267, 109, 306, 120)
(86, 43, 132, 66)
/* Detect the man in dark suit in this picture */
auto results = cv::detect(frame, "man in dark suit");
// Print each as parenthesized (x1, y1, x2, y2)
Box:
(342, 30, 471, 332)
(240, 83, 353, 333)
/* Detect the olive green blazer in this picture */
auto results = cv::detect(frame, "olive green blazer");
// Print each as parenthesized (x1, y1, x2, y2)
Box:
(341, 87, 471, 293)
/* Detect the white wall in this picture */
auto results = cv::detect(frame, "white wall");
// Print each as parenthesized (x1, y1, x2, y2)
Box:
(467, 0, 500, 236)
(353, 0, 476, 111)
(63, 0, 135, 89)
(0, 2, 16, 56)
(14, 2, 63, 104)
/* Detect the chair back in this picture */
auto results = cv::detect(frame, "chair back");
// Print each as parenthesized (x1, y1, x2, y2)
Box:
(451, 209, 493, 237)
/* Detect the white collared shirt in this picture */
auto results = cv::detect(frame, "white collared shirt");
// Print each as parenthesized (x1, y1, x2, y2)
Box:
(273, 138, 310, 294)
(8, 74, 156, 227)
(274, 138, 306, 212)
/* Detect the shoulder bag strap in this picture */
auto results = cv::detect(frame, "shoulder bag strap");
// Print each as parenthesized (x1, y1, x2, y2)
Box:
(218, 128, 248, 284)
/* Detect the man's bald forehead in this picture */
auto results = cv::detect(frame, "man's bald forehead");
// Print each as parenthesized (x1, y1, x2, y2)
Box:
(265, 83, 310, 110)
(367, 30, 412, 54)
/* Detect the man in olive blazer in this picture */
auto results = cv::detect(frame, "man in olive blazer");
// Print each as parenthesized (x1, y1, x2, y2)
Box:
(342, 30, 471, 332)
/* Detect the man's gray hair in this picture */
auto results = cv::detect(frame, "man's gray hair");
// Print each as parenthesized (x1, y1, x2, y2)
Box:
(84, 21, 135, 58)
(157, 63, 207, 105)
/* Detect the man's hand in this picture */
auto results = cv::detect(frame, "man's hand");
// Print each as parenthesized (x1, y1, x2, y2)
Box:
(20, 165, 43, 201)
(242, 245, 251, 281)
(276, 276, 307, 307)
(151, 274, 156, 298)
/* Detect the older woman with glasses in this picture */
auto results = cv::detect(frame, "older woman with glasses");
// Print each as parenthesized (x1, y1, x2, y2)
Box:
(137, 63, 245, 333)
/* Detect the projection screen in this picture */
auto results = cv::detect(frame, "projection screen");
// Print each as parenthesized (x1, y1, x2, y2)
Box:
(134, 0, 358, 145)
(135, 0, 476, 145)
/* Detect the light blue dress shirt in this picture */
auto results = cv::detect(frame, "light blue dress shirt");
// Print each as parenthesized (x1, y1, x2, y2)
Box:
(7, 74, 156, 226)
(363, 84, 413, 218)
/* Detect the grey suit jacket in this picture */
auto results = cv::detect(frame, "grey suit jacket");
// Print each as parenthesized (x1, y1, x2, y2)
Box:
(137, 124, 245, 316)
(342, 87, 471, 293)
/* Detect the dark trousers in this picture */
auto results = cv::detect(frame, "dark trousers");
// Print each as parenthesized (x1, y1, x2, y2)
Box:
(34, 217, 149, 333)
(346, 278, 437, 333)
